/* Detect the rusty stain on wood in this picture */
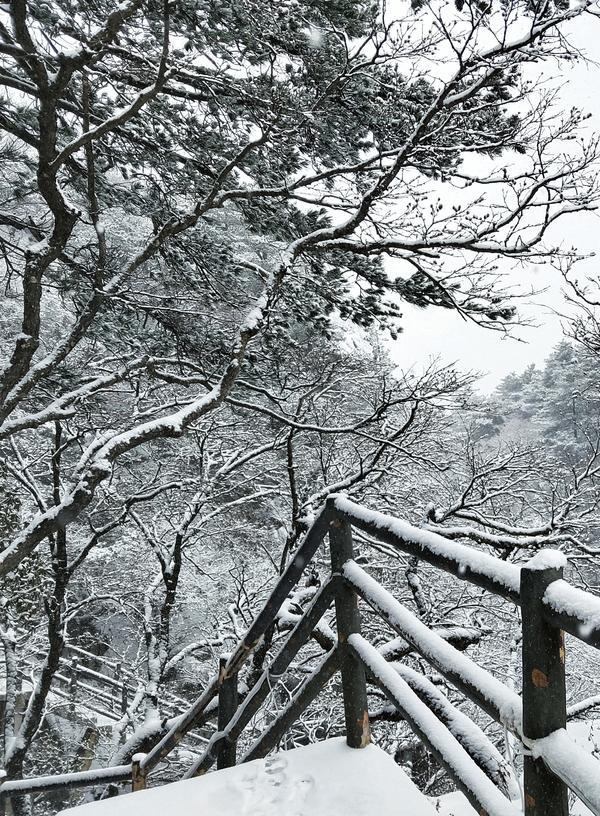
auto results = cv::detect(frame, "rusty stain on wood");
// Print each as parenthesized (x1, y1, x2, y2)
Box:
(525, 793, 536, 808)
(559, 631, 565, 665)
(532, 668, 549, 688)
(358, 709, 371, 747)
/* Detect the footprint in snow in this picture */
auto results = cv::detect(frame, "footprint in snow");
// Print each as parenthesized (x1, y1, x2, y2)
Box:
(241, 753, 289, 815)
(289, 773, 316, 816)
(240, 752, 316, 815)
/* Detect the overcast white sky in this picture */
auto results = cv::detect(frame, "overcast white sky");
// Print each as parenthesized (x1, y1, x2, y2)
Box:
(388, 15, 600, 392)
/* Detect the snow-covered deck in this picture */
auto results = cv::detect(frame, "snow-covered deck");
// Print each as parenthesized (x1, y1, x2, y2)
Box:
(60, 738, 439, 816)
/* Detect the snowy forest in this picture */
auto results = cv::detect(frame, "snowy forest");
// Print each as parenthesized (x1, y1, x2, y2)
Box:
(0, 0, 600, 814)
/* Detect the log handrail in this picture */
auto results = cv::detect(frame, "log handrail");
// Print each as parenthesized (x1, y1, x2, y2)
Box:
(3, 496, 600, 816)
(332, 496, 600, 647)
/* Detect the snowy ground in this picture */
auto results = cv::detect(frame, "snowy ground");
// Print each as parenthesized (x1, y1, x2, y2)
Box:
(60, 722, 600, 816)
(61, 738, 438, 816)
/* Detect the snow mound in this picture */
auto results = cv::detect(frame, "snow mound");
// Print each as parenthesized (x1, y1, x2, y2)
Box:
(60, 738, 439, 816)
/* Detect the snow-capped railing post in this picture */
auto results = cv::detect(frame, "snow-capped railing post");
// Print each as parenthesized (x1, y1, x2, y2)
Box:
(131, 753, 147, 792)
(217, 655, 238, 770)
(329, 512, 370, 749)
(521, 557, 568, 816)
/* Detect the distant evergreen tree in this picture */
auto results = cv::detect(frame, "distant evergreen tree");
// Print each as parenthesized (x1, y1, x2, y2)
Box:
(495, 342, 600, 457)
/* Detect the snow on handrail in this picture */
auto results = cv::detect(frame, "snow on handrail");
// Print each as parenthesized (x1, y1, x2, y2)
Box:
(343, 560, 523, 735)
(332, 496, 521, 599)
(141, 509, 336, 774)
(348, 634, 520, 816)
(530, 728, 600, 815)
(390, 663, 520, 800)
(332, 495, 600, 648)
(543, 579, 600, 646)
(0, 764, 132, 797)
(140, 674, 219, 772)
(223, 503, 333, 677)
(7, 496, 600, 808)
(182, 580, 340, 779)
(345, 559, 600, 813)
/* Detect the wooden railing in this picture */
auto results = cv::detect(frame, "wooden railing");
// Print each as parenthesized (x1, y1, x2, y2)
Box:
(2, 495, 600, 816)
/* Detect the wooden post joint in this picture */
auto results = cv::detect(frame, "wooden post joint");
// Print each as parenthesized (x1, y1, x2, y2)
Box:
(131, 753, 148, 792)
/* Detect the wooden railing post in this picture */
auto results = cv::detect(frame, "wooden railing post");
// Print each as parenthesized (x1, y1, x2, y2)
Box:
(131, 753, 147, 792)
(521, 562, 568, 816)
(329, 513, 370, 748)
(217, 656, 238, 770)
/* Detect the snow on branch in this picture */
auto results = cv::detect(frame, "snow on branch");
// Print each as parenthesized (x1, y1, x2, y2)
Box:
(568, 694, 600, 719)
(0, 282, 273, 579)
